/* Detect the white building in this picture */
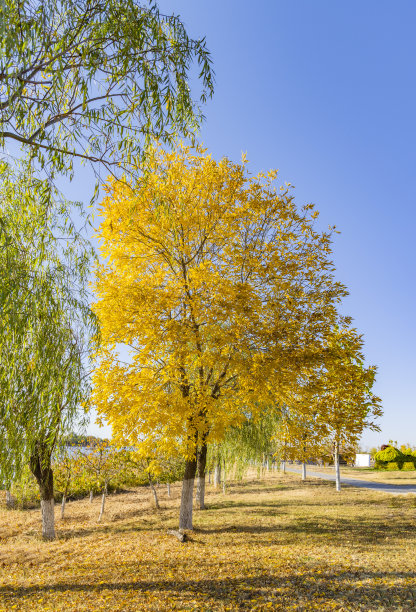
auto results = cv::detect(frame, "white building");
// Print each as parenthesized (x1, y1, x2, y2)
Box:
(355, 453, 371, 467)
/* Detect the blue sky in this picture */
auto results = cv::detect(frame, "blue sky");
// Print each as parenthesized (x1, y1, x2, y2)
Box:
(86, 0, 415, 448)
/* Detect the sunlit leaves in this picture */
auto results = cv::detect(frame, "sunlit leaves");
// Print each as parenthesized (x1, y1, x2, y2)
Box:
(92, 143, 347, 461)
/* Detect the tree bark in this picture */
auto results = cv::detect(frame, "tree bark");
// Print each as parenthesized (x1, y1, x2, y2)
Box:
(98, 481, 108, 522)
(213, 462, 221, 487)
(179, 457, 197, 530)
(167, 482, 171, 497)
(148, 476, 160, 509)
(41, 499, 55, 539)
(301, 462, 306, 481)
(61, 494, 66, 519)
(195, 443, 207, 510)
(5, 490, 15, 509)
(281, 460, 286, 474)
(89, 490, 93, 503)
(167, 529, 187, 543)
(29, 442, 55, 540)
(334, 440, 341, 492)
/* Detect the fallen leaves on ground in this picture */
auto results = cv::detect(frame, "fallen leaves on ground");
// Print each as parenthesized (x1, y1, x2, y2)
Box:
(0, 472, 415, 611)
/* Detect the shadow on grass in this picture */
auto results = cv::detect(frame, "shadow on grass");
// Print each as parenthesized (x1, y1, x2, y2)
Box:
(1, 569, 415, 609)
(195, 513, 415, 547)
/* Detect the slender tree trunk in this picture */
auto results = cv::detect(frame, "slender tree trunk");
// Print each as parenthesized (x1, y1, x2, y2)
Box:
(167, 482, 171, 497)
(222, 462, 226, 493)
(195, 443, 207, 510)
(29, 443, 55, 540)
(301, 462, 306, 481)
(5, 490, 14, 509)
(89, 490, 94, 503)
(281, 460, 286, 474)
(214, 462, 221, 487)
(148, 475, 160, 509)
(334, 440, 341, 492)
(61, 494, 66, 519)
(98, 482, 107, 522)
(179, 457, 197, 530)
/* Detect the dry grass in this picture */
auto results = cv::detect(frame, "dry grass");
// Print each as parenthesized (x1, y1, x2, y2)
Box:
(0, 473, 415, 611)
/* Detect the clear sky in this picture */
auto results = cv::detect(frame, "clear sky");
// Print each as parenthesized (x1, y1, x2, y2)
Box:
(85, 0, 416, 448)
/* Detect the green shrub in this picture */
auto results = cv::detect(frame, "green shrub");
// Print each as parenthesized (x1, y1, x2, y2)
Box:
(374, 446, 403, 464)
(386, 462, 400, 471)
(402, 462, 415, 471)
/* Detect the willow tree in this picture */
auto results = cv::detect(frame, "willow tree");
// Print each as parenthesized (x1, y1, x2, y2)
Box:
(92, 144, 347, 530)
(211, 407, 281, 492)
(0, 0, 213, 178)
(0, 162, 97, 538)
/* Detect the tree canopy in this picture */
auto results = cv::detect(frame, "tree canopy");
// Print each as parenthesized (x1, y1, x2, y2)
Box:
(91, 144, 348, 465)
(0, 0, 214, 178)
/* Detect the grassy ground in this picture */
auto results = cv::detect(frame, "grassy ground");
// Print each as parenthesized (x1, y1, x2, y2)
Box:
(1, 472, 415, 611)
(300, 465, 416, 485)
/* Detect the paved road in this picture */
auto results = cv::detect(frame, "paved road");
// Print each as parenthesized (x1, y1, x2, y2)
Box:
(284, 465, 416, 495)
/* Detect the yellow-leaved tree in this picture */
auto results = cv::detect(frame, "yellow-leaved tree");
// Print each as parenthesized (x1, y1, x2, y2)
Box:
(92, 144, 348, 529)
(313, 326, 382, 491)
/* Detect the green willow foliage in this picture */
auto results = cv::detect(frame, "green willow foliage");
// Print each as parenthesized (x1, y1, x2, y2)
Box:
(0, 161, 98, 484)
(0, 0, 214, 179)
(210, 408, 281, 478)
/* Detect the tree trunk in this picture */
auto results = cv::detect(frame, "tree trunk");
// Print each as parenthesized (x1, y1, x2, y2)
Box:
(195, 443, 207, 510)
(167, 482, 171, 497)
(89, 490, 93, 503)
(148, 476, 160, 509)
(208, 470, 211, 484)
(334, 440, 341, 492)
(281, 460, 286, 474)
(179, 457, 197, 530)
(98, 482, 107, 522)
(29, 443, 55, 540)
(5, 490, 14, 509)
(61, 494, 66, 519)
(301, 462, 306, 481)
(214, 462, 221, 487)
